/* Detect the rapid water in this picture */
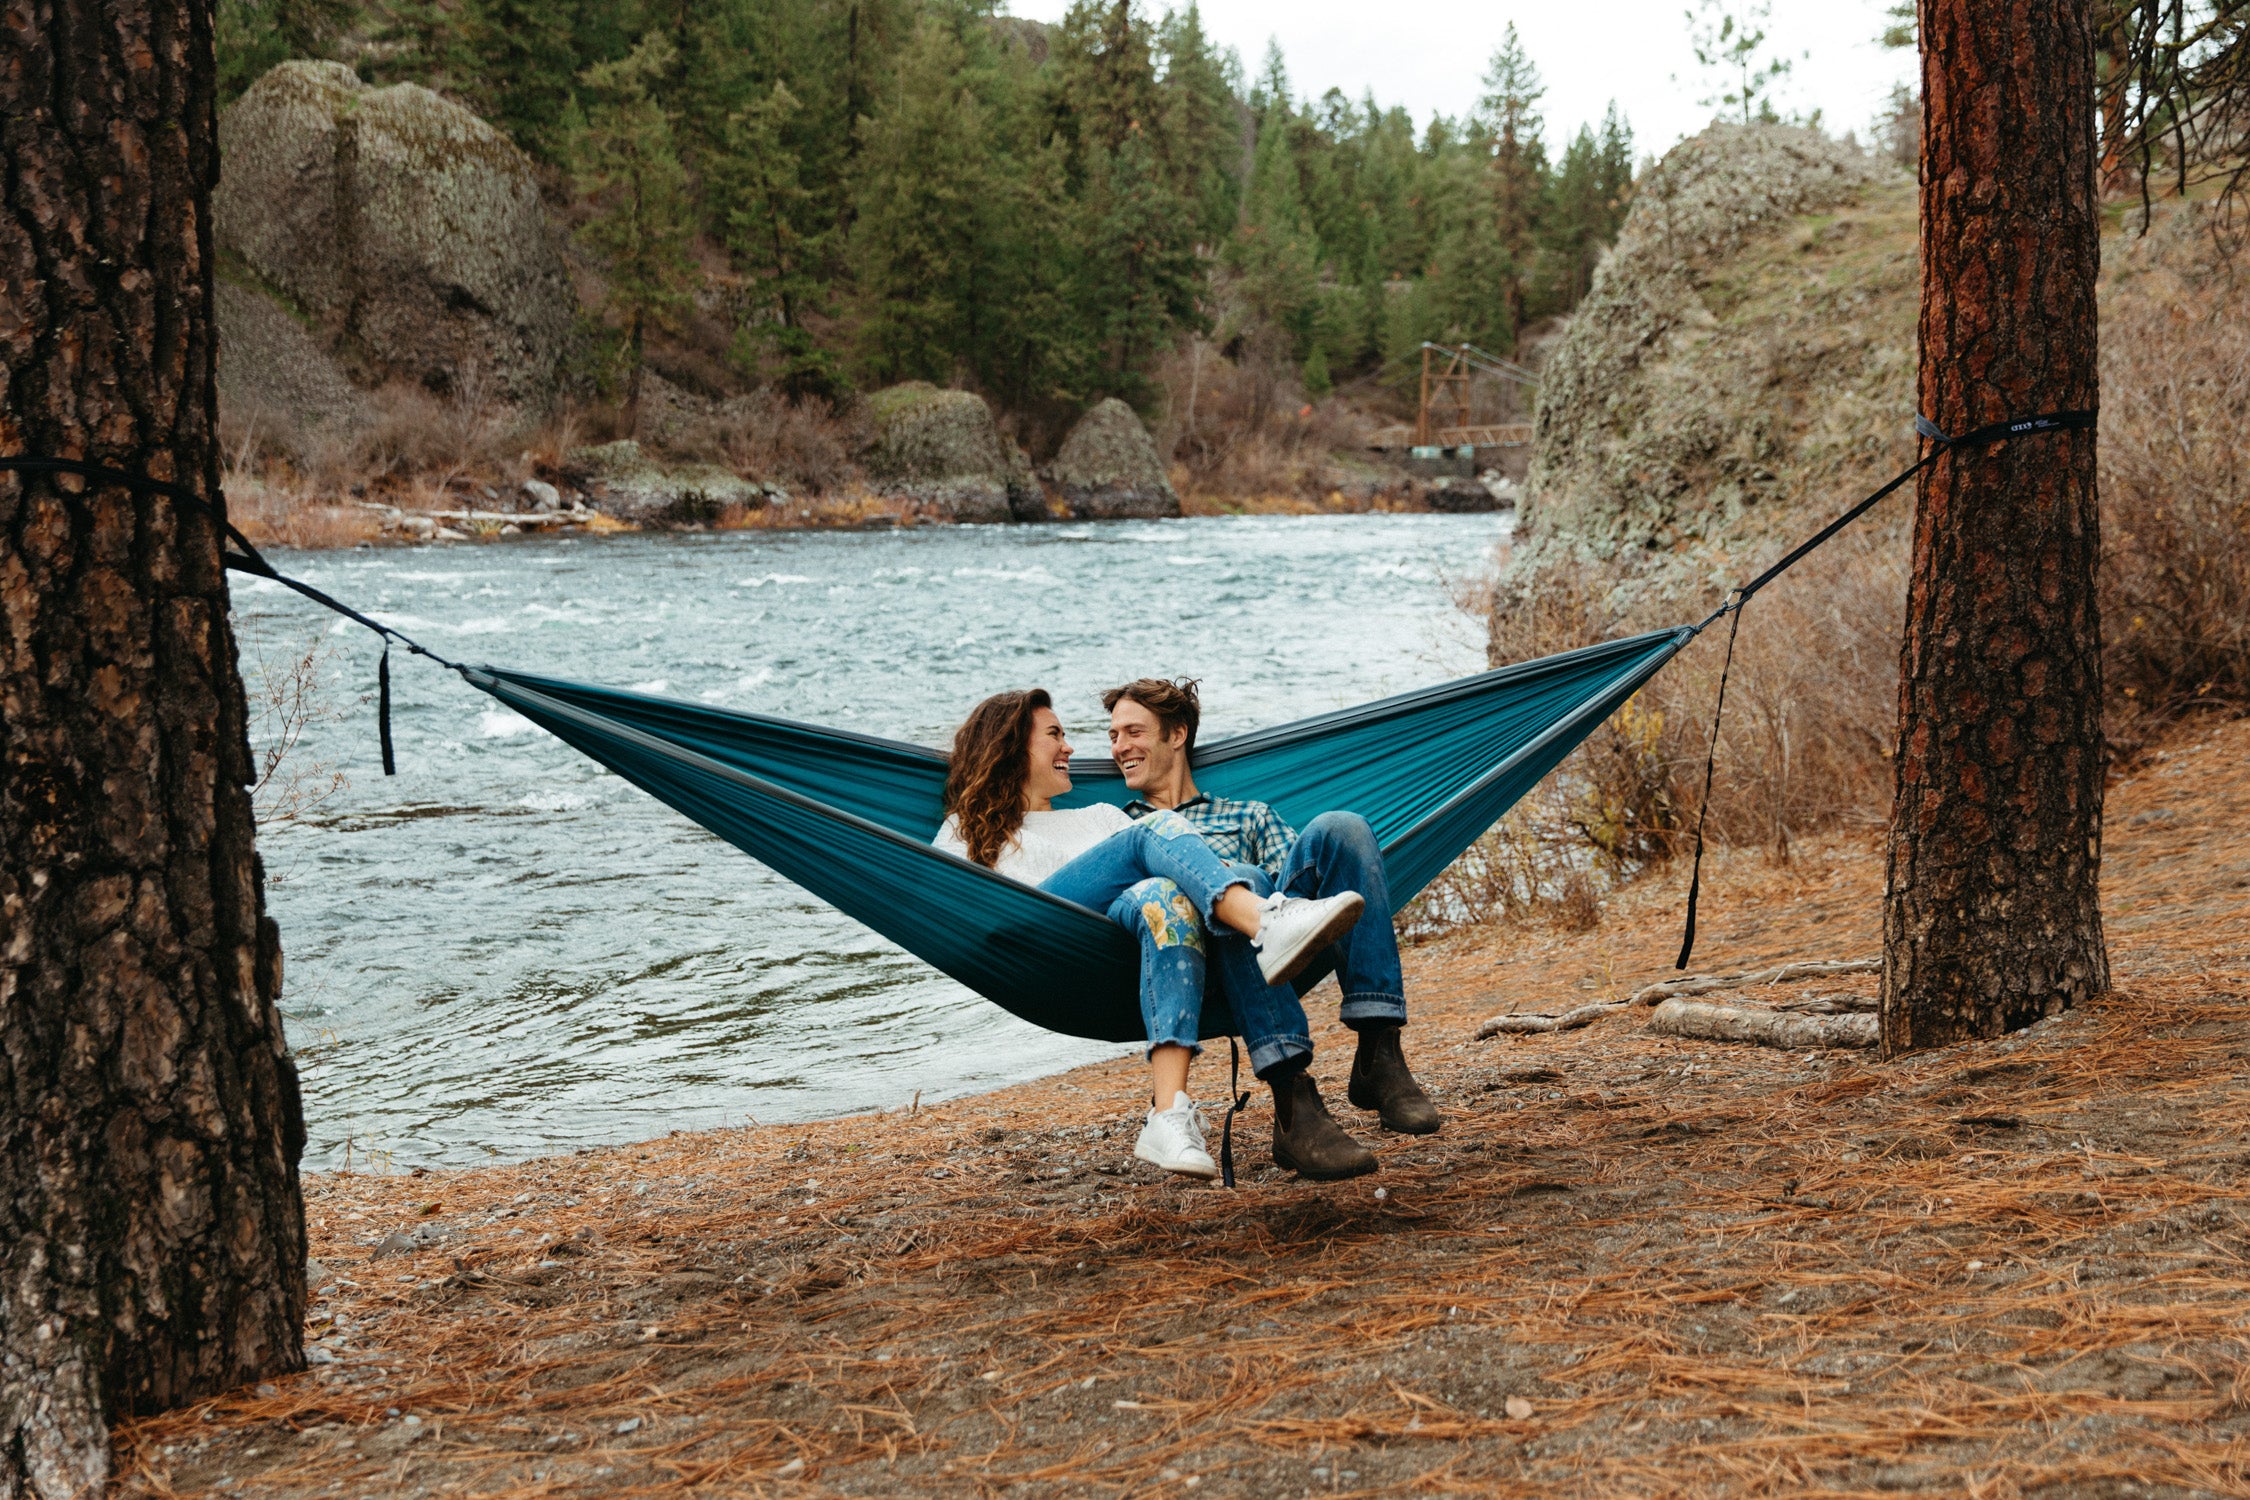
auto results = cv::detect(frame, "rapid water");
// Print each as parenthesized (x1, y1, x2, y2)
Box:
(233, 514, 1508, 1168)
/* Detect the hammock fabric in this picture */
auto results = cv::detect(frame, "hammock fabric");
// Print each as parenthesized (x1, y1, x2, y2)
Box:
(0, 408, 2091, 1042)
(466, 626, 1690, 1044)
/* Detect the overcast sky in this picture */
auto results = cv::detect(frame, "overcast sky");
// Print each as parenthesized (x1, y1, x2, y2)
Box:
(1004, 0, 1917, 158)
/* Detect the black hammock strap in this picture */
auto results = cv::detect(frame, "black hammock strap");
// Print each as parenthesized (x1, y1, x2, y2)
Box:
(0, 454, 469, 775)
(1671, 406, 2095, 970)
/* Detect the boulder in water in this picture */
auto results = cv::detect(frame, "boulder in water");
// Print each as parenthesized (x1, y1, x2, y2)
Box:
(1043, 399, 1179, 520)
(214, 61, 572, 409)
(1426, 475, 1503, 513)
(862, 383, 1013, 523)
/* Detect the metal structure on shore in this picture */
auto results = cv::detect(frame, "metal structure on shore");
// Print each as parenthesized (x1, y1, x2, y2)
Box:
(1367, 342, 1539, 452)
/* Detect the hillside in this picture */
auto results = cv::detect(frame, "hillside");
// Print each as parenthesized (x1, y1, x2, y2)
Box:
(211, 1, 1635, 521)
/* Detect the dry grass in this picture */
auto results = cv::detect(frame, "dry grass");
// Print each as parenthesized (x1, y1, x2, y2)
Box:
(110, 715, 2250, 1498)
(2099, 211, 2250, 742)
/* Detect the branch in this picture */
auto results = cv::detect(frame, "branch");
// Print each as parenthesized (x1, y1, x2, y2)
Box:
(1647, 998, 1877, 1050)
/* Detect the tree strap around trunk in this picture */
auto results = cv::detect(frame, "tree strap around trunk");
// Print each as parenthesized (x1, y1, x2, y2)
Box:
(0, 455, 469, 774)
(1672, 408, 2095, 971)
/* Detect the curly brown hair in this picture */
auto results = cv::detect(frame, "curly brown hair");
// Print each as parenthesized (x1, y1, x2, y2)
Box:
(943, 689, 1052, 868)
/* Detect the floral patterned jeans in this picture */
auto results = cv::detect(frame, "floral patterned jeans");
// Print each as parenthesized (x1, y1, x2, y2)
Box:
(1039, 809, 1314, 1065)
(1039, 811, 1245, 1059)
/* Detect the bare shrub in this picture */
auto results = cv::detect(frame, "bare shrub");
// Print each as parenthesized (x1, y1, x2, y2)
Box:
(2098, 213, 2250, 740)
(716, 392, 866, 496)
(315, 373, 531, 490)
(247, 635, 348, 834)
(1154, 334, 1373, 504)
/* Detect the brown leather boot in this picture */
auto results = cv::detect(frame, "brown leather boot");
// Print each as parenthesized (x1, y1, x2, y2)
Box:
(1347, 1022, 1441, 1134)
(1269, 1066, 1378, 1180)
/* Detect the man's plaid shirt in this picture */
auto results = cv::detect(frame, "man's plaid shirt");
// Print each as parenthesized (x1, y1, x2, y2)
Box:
(1123, 793, 1297, 883)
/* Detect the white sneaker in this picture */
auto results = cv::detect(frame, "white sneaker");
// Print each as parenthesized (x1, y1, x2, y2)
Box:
(1133, 1092, 1219, 1179)
(1251, 890, 1366, 986)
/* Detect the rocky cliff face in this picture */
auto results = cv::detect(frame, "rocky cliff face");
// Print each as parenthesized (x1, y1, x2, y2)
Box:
(215, 61, 571, 408)
(1043, 399, 1180, 520)
(1522, 125, 1915, 586)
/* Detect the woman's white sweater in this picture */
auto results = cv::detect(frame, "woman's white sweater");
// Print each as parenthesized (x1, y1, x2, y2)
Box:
(933, 803, 1133, 885)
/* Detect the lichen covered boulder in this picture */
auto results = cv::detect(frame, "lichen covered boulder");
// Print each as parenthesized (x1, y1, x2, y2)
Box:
(215, 61, 571, 406)
(215, 280, 371, 449)
(563, 440, 773, 525)
(1043, 399, 1179, 520)
(861, 383, 1013, 522)
(1523, 124, 1912, 580)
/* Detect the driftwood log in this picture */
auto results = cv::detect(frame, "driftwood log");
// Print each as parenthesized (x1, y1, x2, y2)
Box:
(1629, 958, 1879, 1007)
(1476, 1001, 1628, 1038)
(1647, 998, 1879, 1050)
(1476, 958, 1882, 1040)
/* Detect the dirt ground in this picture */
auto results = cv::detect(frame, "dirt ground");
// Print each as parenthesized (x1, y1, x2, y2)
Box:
(117, 717, 2250, 1498)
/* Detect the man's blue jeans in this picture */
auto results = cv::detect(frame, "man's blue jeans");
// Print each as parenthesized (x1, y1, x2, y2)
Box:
(1040, 812, 1246, 1061)
(1039, 812, 1324, 1064)
(1209, 811, 1408, 1077)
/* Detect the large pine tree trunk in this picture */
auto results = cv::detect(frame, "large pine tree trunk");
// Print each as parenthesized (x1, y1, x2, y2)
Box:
(1, 2, 307, 1494)
(1881, 0, 2109, 1055)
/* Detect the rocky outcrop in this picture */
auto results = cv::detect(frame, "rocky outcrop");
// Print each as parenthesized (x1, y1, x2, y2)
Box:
(562, 441, 775, 525)
(861, 383, 1015, 522)
(1522, 125, 1913, 583)
(1043, 399, 1180, 519)
(1003, 440, 1046, 521)
(215, 61, 571, 408)
(215, 280, 371, 450)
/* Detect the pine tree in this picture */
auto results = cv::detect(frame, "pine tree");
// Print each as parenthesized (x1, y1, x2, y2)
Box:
(1155, 3, 1245, 241)
(846, 16, 998, 384)
(1881, 0, 2107, 1050)
(571, 32, 702, 424)
(1079, 123, 1204, 401)
(4, 4, 306, 1486)
(457, 0, 584, 155)
(1543, 104, 1631, 307)
(1232, 93, 1325, 376)
(1475, 23, 1550, 341)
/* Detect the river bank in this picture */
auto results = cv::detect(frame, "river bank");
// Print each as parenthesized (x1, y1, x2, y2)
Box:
(228, 477, 1508, 552)
(119, 713, 2250, 1496)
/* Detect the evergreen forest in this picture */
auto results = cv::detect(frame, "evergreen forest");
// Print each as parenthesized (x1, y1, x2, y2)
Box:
(219, 0, 1635, 436)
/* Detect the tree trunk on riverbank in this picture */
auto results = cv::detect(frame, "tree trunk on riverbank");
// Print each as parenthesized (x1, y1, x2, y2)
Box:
(1880, 0, 2109, 1056)
(1, 3, 307, 1494)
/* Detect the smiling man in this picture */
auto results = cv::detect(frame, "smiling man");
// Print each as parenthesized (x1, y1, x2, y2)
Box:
(1104, 678, 1441, 1167)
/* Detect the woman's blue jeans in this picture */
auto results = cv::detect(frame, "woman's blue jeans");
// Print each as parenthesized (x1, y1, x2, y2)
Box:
(1039, 812, 1253, 1060)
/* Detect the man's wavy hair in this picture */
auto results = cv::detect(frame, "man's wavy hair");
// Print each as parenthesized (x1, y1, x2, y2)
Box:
(1101, 677, 1202, 756)
(943, 688, 1052, 868)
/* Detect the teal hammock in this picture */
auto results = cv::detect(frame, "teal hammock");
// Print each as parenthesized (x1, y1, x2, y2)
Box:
(1, 408, 2095, 1045)
(466, 627, 1691, 1044)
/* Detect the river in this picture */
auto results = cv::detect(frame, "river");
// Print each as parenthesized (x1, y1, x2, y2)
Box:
(232, 513, 1509, 1169)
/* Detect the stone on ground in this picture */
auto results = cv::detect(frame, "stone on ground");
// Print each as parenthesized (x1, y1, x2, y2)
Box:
(1043, 399, 1180, 520)
(861, 383, 1015, 522)
(562, 440, 772, 526)
(214, 60, 571, 409)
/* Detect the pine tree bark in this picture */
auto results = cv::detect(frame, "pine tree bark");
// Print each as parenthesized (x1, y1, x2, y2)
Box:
(1881, 0, 2109, 1055)
(1, 2, 307, 1494)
